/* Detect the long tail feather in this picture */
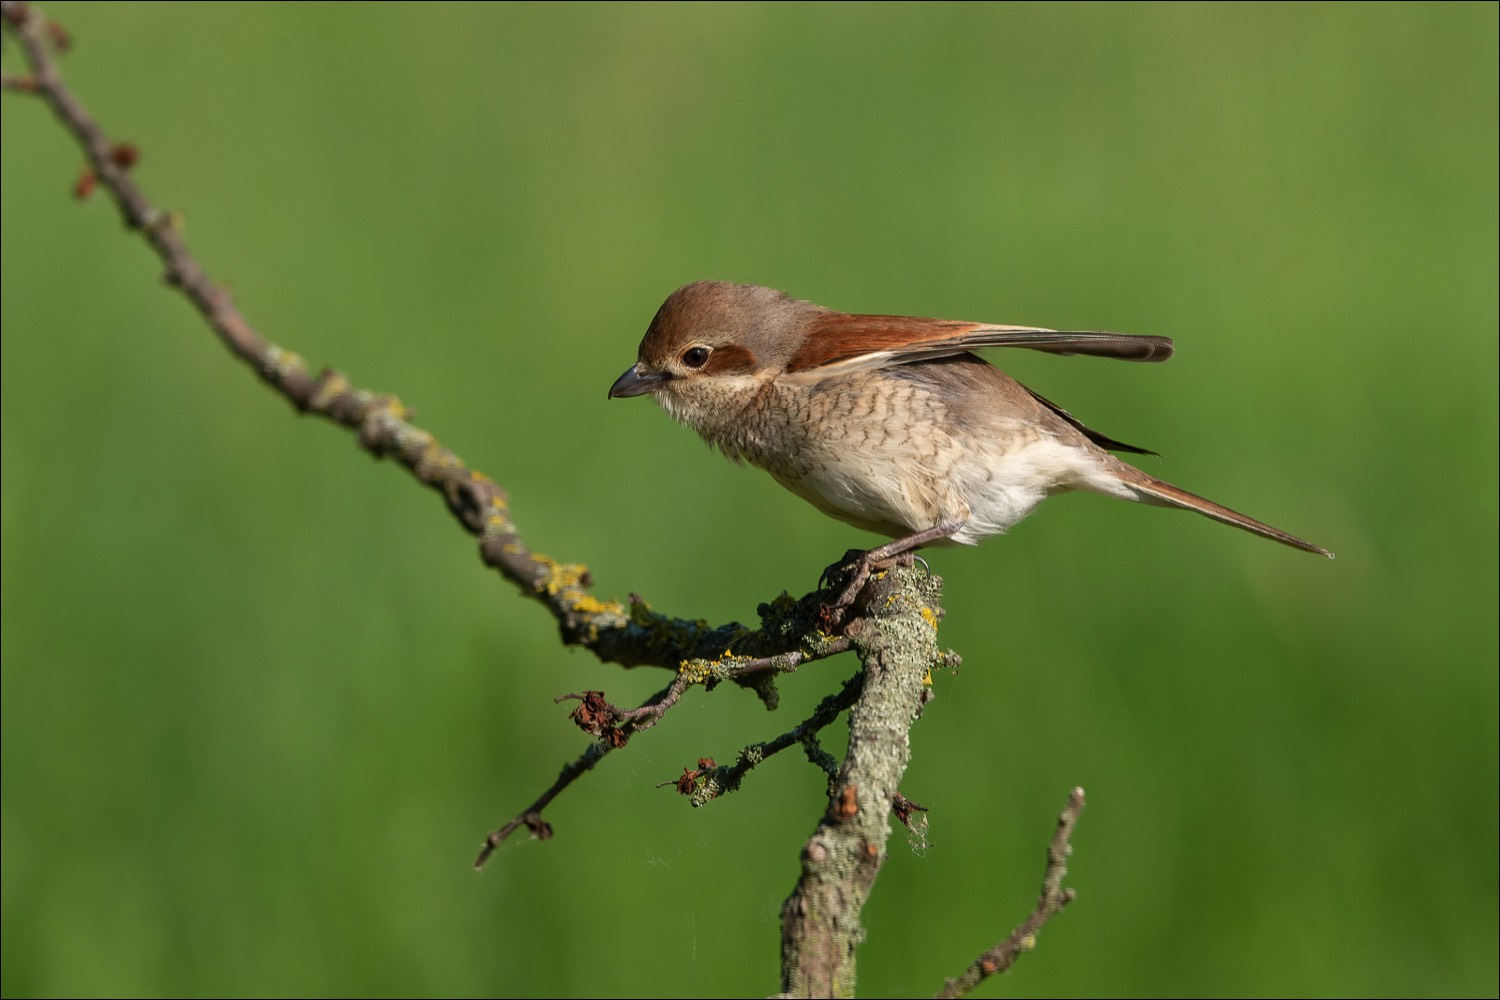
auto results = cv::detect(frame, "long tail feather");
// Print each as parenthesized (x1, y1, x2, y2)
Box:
(1126, 475, 1333, 558)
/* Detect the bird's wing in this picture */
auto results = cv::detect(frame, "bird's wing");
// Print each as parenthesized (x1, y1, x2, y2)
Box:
(1018, 383, 1157, 456)
(785, 313, 1174, 377)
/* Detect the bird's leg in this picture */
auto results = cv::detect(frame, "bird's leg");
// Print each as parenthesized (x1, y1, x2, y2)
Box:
(819, 519, 964, 628)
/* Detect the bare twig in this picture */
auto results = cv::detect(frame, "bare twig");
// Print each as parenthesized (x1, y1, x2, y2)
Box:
(4, 14, 1086, 998)
(487, 632, 856, 862)
(473, 673, 705, 867)
(0, 0, 824, 677)
(936, 786, 1086, 999)
(683, 669, 863, 806)
(4, 0, 895, 857)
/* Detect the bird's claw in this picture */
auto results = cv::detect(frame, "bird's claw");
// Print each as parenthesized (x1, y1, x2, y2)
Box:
(817, 549, 917, 630)
(816, 521, 961, 630)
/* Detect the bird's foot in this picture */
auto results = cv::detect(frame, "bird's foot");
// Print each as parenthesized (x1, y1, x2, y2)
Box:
(817, 520, 963, 630)
(817, 550, 913, 629)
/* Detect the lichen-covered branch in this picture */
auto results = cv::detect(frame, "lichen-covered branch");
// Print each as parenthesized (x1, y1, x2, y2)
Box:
(0, 0, 823, 677)
(779, 565, 949, 997)
(0, 0, 878, 858)
(676, 666, 863, 807)
(4, 10, 1085, 997)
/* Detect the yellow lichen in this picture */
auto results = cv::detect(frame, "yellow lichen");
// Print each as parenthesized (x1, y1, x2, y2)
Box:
(532, 555, 589, 596)
(570, 595, 625, 616)
(263, 346, 306, 373)
(678, 659, 713, 682)
(373, 394, 410, 421)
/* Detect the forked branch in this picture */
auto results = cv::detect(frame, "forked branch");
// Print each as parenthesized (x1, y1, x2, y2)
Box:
(3, 9, 1085, 995)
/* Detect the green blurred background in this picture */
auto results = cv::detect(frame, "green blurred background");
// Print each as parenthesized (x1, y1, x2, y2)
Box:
(3, 4, 1495, 996)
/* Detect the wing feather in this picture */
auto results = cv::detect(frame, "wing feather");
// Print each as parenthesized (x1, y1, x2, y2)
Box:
(786, 313, 1173, 376)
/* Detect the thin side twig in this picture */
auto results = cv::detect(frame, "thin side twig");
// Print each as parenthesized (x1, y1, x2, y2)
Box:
(684, 670, 863, 806)
(936, 786, 1086, 999)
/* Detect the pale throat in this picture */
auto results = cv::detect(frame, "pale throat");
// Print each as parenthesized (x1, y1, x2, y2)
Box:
(654, 374, 774, 455)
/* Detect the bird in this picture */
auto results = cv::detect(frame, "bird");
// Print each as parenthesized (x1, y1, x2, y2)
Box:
(608, 280, 1331, 611)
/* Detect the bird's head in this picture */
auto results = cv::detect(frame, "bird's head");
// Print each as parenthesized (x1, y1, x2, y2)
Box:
(608, 280, 821, 436)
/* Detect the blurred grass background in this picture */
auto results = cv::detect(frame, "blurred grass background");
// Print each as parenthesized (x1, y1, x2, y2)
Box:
(2, 3, 1495, 996)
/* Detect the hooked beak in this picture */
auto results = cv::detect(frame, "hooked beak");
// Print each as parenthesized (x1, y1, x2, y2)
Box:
(608, 363, 666, 399)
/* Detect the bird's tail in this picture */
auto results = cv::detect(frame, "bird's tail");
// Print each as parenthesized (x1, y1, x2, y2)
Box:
(1118, 467, 1333, 558)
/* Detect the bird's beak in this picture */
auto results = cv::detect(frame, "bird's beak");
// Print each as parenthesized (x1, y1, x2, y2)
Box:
(608, 364, 665, 399)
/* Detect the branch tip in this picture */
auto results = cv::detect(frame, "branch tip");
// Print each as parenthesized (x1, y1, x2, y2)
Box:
(936, 785, 1087, 998)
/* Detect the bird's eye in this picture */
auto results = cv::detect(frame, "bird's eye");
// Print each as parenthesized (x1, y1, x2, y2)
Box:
(681, 346, 711, 369)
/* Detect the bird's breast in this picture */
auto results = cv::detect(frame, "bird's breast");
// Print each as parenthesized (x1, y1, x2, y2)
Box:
(712, 372, 972, 537)
(725, 363, 1116, 542)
